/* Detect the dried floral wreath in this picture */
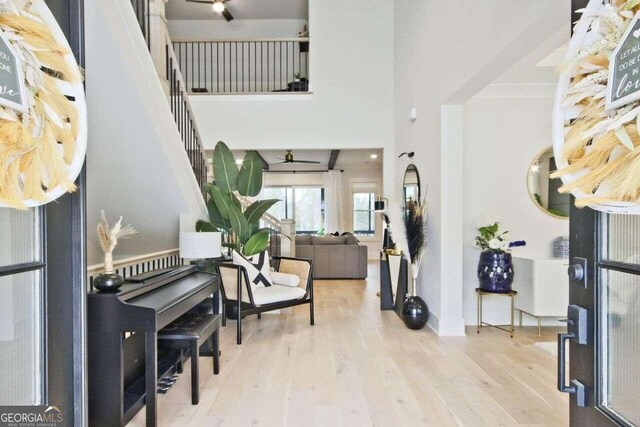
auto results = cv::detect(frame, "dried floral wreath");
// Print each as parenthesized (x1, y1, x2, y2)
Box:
(552, 0, 640, 210)
(0, 0, 84, 209)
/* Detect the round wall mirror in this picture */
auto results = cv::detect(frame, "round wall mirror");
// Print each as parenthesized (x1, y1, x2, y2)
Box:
(403, 164, 421, 215)
(527, 147, 570, 219)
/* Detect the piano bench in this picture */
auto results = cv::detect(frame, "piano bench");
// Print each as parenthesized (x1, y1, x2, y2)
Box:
(158, 313, 221, 405)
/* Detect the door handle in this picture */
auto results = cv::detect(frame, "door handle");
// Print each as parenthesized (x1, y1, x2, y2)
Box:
(568, 257, 588, 288)
(557, 333, 586, 407)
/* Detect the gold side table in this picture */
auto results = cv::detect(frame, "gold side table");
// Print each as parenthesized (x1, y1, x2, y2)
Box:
(476, 288, 517, 338)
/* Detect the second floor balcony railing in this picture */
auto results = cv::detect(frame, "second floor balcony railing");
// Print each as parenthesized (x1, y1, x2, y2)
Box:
(172, 38, 310, 94)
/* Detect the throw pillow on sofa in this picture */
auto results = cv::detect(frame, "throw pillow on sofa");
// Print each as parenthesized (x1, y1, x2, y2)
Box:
(232, 250, 273, 290)
(345, 235, 360, 245)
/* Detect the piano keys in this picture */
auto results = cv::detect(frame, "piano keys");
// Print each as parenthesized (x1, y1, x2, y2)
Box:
(87, 265, 219, 427)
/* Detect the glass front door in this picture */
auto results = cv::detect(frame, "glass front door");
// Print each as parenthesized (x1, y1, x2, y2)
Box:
(599, 215, 640, 426)
(0, 208, 45, 405)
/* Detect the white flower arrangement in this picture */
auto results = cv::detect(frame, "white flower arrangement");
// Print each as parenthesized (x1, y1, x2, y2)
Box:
(473, 215, 526, 254)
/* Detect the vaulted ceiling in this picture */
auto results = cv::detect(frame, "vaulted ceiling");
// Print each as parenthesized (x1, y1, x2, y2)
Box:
(165, 0, 309, 21)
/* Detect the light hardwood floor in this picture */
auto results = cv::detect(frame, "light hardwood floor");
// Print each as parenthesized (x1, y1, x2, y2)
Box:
(130, 263, 568, 426)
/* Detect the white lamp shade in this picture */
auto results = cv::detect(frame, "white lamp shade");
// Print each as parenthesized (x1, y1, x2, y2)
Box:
(179, 232, 222, 259)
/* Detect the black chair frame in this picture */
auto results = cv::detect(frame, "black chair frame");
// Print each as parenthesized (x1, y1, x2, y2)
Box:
(217, 256, 314, 344)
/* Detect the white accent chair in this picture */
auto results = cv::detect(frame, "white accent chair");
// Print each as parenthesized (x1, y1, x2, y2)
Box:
(217, 256, 314, 344)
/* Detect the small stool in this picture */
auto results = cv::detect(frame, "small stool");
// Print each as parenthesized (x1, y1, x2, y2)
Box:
(158, 313, 221, 404)
(476, 288, 517, 338)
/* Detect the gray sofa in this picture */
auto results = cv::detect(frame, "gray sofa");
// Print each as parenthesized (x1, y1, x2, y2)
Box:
(295, 235, 368, 279)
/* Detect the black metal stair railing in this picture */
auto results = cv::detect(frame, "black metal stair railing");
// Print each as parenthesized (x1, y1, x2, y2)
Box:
(130, 0, 150, 48)
(172, 39, 310, 94)
(166, 45, 208, 199)
(128, 0, 208, 199)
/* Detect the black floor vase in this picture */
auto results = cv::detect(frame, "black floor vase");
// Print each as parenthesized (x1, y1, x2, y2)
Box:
(402, 296, 429, 330)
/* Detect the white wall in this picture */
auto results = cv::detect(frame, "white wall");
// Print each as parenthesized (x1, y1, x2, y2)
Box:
(394, 0, 569, 335)
(462, 95, 569, 325)
(177, 0, 395, 199)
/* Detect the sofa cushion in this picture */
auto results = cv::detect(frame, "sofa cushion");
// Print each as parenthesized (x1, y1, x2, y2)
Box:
(295, 235, 312, 245)
(311, 236, 346, 245)
(252, 284, 306, 306)
(270, 271, 301, 287)
(345, 235, 360, 245)
(232, 250, 273, 290)
(295, 245, 314, 260)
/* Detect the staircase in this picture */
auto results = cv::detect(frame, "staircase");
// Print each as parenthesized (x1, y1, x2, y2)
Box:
(130, 0, 208, 199)
(84, 0, 208, 265)
(85, 0, 294, 269)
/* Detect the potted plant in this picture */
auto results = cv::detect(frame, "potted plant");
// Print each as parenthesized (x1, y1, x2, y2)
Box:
(473, 215, 526, 293)
(196, 141, 281, 257)
(288, 72, 309, 92)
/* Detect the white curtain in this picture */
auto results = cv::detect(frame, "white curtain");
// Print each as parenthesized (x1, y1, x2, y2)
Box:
(324, 170, 345, 234)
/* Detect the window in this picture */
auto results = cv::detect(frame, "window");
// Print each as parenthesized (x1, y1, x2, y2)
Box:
(259, 186, 325, 234)
(353, 192, 376, 237)
(0, 208, 44, 405)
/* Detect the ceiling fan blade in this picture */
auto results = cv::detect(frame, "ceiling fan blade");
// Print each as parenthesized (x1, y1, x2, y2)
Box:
(222, 8, 234, 21)
(292, 160, 322, 164)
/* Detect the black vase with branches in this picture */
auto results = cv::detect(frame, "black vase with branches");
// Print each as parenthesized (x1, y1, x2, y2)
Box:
(402, 199, 429, 330)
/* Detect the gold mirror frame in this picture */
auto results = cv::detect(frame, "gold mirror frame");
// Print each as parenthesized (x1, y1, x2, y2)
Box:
(527, 147, 569, 220)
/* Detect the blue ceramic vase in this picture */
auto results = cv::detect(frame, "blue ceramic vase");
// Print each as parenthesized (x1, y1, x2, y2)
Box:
(477, 252, 514, 293)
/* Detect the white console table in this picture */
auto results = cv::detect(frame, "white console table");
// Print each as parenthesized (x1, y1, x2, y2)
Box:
(511, 256, 569, 335)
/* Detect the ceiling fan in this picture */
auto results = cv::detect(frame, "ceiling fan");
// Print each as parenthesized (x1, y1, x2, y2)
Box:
(185, 0, 234, 22)
(274, 150, 321, 165)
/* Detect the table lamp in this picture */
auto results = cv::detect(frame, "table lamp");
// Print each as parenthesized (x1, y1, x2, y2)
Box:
(179, 232, 222, 271)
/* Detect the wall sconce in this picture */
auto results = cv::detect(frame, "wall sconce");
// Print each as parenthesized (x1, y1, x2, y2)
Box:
(374, 196, 388, 212)
(398, 152, 415, 159)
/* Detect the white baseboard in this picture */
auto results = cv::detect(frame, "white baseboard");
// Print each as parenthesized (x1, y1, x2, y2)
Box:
(427, 312, 467, 336)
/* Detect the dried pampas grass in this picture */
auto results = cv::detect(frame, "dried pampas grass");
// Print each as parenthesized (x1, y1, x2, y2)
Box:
(97, 211, 137, 273)
(386, 196, 427, 294)
(387, 201, 410, 263)
(0, 1, 83, 209)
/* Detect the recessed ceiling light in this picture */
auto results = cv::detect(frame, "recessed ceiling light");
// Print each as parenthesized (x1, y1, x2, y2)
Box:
(370, 154, 378, 159)
(212, 1, 225, 13)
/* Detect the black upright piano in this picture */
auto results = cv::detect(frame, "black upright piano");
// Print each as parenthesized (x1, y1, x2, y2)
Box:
(87, 265, 219, 426)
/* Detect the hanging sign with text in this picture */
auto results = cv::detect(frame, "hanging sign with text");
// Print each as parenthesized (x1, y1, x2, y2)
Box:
(607, 13, 640, 110)
(0, 31, 27, 113)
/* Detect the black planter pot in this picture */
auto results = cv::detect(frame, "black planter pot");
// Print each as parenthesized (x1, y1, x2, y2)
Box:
(224, 302, 250, 320)
(93, 273, 124, 293)
(477, 251, 514, 293)
(402, 296, 429, 330)
(287, 79, 309, 92)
